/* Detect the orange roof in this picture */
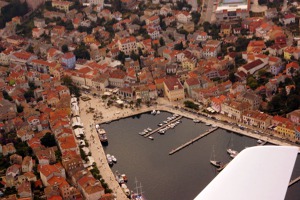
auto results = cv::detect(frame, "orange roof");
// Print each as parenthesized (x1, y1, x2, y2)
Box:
(48, 196, 63, 200)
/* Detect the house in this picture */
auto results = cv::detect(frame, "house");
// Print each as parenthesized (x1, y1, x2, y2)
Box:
(184, 77, 200, 97)
(17, 129, 34, 142)
(286, 62, 300, 76)
(39, 163, 66, 186)
(118, 36, 137, 55)
(210, 95, 227, 113)
(109, 69, 126, 88)
(17, 181, 32, 198)
(0, 98, 17, 122)
(6, 164, 21, 185)
(77, 176, 105, 200)
(10, 154, 22, 165)
(238, 91, 262, 110)
(36, 147, 57, 165)
(32, 28, 45, 38)
(62, 152, 84, 175)
(61, 52, 76, 69)
(145, 15, 160, 25)
(287, 110, 300, 125)
(2, 143, 16, 156)
(52, 0, 73, 12)
(163, 77, 185, 101)
(247, 40, 266, 53)
(221, 100, 251, 122)
(22, 156, 33, 173)
(175, 11, 192, 24)
(205, 40, 222, 53)
(281, 13, 296, 25)
(10, 51, 37, 65)
(265, 8, 278, 19)
(237, 59, 266, 75)
(202, 46, 218, 58)
(242, 110, 271, 129)
(275, 121, 295, 140)
(220, 24, 231, 35)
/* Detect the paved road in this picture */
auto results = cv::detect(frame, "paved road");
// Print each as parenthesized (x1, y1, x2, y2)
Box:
(200, 0, 216, 23)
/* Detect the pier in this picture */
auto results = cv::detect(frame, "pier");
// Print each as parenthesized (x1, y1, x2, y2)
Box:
(169, 127, 218, 155)
(289, 176, 300, 187)
(143, 116, 183, 137)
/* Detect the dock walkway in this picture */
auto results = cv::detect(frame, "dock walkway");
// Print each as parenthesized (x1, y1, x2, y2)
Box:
(143, 116, 183, 137)
(289, 176, 300, 187)
(169, 127, 218, 155)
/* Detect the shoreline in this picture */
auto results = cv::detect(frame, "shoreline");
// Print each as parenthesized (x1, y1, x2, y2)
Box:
(79, 95, 300, 198)
(96, 104, 299, 149)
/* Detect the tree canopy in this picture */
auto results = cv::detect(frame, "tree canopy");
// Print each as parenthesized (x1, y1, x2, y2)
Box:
(41, 133, 56, 147)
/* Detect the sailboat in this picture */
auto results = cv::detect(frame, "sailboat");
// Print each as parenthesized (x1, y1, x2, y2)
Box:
(227, 137, 239, 158)
(210, 145, 222, 168)
(131, 178, 145, 200)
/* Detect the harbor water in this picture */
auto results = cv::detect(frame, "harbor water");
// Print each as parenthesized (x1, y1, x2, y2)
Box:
(101, 111, 300, 200)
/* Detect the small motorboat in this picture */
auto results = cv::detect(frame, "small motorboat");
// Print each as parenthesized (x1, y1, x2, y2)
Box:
(111, 155, 117, 163)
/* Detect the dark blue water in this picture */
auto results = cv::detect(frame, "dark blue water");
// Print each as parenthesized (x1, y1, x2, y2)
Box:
(101, 111, 300, 200)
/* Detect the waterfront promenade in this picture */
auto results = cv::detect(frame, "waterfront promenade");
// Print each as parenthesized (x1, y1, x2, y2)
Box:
(79, 95, 300, 198)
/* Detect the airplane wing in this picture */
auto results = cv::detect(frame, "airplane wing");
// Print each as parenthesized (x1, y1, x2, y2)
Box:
(194, 146, 298, 200)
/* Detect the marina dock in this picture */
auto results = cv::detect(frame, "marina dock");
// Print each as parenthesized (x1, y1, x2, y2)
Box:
(289, 176, 300, 187)
(169, 127, 218, 155)
(143, 116, 183, 137)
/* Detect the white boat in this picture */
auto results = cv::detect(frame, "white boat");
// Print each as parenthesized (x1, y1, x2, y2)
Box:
(147, 127, 152, 131)
(227, 148, 239, 158)
(148, 136, 154, 140)
(227, 148, 238, 155)
(121, 183, 131, 196)
(193, 119, 200, 123)
(139, 132, 145, 136)
(121, 174, 128, 182)
(210, 160, 222, 167)
(210, 145, 222, 168)
(107, 154, 113, 165)
(212, 124, 217, 128)
(111, 155, 117, 163)
(257, 139, 264, 144)
(151, 110, 156, 115)
(158, 130, 165, 134)
(158, 123, 163, 126)
(115, 171, 124, 184)
(156, 110, 160, 114)
(143, 129, 148, 133)
(205, 123, 211, 126)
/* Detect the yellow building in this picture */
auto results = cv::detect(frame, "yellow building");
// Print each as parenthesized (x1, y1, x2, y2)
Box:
(275, 122, 295, 140)
(283, 47, 294, 60)
(84, 34, 96, 44)
(163, 77, 185, 101)
(52, 1, 73, 12)
(182, 58, 196, 71)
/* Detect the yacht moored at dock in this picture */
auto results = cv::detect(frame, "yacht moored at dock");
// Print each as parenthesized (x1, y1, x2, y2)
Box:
(96, 125, 108, 143)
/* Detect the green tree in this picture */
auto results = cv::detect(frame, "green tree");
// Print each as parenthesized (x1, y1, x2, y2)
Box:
(26, 45, 34, 53)
(159, 37, 165, 46)
(61, 44, 69, 53)
(2, 90, 12, 101)
(191, 11, 201, 25)
(40, 133, 56, 147)
(203, 22, 211, 33)
(24, 90, 34, 102)
(174, 42, 184, 50)
(74, 43, 90, 60)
